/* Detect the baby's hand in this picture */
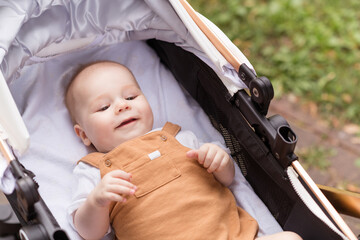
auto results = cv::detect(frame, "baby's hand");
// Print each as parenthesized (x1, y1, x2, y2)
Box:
(186, 143, 235, 186)
(186, 143, 230, 173)
(90, 170, 137, 207)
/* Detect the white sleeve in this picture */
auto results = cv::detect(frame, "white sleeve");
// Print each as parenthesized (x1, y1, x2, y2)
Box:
(66, 162, 101, 228)
(175, 130, 200, 149)
(176, 129, 230, 154)
(66, 163, 118, 239)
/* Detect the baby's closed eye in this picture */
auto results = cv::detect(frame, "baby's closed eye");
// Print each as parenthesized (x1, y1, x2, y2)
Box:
(97, 105, 110, 112)
(125, 95, 137, 100)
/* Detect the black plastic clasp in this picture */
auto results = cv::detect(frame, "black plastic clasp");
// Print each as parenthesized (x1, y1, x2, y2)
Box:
(9, 160, 39, 222)
(238, 63, 274, 115)
(269, 115, 298, 168)
(8, 159, 70, 240)
(234, 89, 298, 169)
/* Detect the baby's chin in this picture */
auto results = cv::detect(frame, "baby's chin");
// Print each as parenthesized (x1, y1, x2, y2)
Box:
(94, 142, 121, 153)
(95, 139, 136, 153)
(95, 127, 153, 153)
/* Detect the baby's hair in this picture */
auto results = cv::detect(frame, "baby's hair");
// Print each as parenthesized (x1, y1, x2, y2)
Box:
(64, 60, 137, 125)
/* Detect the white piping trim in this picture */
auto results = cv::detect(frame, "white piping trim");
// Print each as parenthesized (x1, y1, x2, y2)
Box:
(287, 167, 347, 239)
(0, 71, 29, 154)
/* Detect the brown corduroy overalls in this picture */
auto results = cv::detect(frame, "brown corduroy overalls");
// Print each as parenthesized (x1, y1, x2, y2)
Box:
(80, 122, 258, 240)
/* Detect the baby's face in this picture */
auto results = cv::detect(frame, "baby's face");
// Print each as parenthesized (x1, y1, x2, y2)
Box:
(72, 64, 154, 152)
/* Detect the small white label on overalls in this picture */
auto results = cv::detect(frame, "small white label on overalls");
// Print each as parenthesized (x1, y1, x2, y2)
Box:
(148, 150, 161, 160)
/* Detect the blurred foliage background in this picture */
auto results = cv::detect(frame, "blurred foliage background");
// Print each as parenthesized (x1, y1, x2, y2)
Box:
(189, 0, 360, 126)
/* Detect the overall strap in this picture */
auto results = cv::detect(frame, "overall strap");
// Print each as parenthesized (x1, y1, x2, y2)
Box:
(77, 152, 104, 168)
(162, 122, 181, 136)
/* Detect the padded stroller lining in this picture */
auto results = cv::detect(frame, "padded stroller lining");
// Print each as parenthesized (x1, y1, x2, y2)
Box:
(0, 0, 252, 155)
(1, 0, 250, 95)
(7, 40, 281, 239)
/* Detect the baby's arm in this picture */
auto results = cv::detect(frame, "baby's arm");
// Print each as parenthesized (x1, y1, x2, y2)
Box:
(73, 170, 137, 239)
(186, 143, 235, 186)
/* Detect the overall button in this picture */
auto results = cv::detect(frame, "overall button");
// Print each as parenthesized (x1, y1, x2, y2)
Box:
(160, 135, 167, 141)
(105, 159, 112, 167)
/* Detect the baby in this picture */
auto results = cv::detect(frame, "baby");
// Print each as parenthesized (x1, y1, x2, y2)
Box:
(65, 61, 302, 240)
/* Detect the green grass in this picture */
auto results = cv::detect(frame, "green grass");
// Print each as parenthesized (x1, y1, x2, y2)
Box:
(189, 0, 360, 126)
(355, 158, 360, 169)
(296, 145, 335, 170)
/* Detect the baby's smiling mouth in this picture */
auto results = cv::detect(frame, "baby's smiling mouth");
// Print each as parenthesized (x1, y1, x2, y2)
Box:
(116, 118, 137, 129)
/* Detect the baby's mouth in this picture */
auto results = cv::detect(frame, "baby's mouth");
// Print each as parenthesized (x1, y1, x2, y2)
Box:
(116, 118, 137, 129)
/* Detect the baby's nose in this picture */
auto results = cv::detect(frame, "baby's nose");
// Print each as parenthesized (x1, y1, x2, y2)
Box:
(115, 100, 130, 113)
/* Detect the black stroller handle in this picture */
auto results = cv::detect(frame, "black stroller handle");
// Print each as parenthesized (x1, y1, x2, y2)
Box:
(0, 137, 69, 240)
(9, 159, 70, 240)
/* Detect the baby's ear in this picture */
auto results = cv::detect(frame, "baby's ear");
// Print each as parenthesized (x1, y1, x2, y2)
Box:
(74, 124, 91, 146)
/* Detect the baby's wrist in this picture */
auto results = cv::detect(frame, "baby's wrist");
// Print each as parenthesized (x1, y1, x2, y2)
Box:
(88, 191, 109, 209)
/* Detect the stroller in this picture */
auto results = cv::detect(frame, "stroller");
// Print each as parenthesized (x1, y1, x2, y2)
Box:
(0, 0, 359, 239)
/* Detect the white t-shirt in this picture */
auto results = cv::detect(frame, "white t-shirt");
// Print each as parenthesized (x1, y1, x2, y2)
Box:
(67, 128, 226, 238)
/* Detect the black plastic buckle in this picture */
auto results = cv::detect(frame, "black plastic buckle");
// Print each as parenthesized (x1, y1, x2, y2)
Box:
(238, 63, 274, 116)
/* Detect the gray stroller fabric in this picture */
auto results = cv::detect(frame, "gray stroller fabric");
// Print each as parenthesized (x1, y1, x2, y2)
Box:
(0, 0, 201, 82)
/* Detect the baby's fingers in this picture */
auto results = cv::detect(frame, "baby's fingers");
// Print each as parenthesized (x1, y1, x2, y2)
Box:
(186, 149, 198, 159)
(108, 169, 133, 181)
(206, 149, 226, 172)
(92, 182, 135, 207)
(217, 155, 231, 172)
(206, 155, 221, 173)
(195, 145, 211, 165)
(104, 192, 128, 203)
(110, 177, 137, 190)
(108, 184, 136, 197)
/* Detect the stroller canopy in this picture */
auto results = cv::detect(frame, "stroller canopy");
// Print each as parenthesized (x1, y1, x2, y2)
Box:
(0, 0, 252, 154)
